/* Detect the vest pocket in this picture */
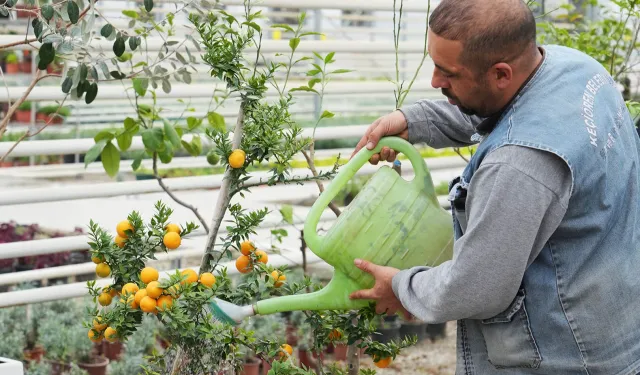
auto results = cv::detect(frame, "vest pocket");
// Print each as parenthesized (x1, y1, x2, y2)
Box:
(479, 288, 542, 369)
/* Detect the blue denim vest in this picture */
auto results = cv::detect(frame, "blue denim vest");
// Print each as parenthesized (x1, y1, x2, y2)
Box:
(449, 45, 640, 374)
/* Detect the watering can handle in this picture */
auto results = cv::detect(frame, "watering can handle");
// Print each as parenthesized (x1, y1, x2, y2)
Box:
(303, 136, 436, 253)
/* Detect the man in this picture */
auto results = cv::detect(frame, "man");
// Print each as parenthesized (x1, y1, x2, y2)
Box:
(348, 0, 640, 374)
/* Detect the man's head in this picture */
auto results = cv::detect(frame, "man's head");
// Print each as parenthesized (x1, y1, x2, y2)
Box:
(428, 0, 540, 117)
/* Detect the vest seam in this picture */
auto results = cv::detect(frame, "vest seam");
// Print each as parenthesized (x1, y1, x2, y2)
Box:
(548, 241, 591, 375)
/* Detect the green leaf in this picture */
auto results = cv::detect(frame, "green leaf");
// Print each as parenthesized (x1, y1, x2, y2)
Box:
(186, 117, 202, 130)
(144, 0, 153, 12)
(90, 66, 99, 81)
(110, 71, 126, 79)
(41, 4, 54, 20)
(99, 62, 110, 79)
(128, 37, 138, 51)
(164, 121, 181, 148)
(320, 110, 334, 120)
(246, 22, 260, 32)
(132, 78, 148, 97)
(67, 1, 80, 23)
(185, 136, 202, 156)
(124, 117, 136, 130)
(94, 130, 115, 142)
(330, 69, 353, 74)
(162, 79, 171, 94)
(306, 69, 321, 76)
(279, 205, 294, 225)
(117, 132, 133, 151)
(101, 142, 120, 178)
(37, 42, 55, 70)
(85, 82, 98, 104)
(176, 52, 187, 65)
(122, 10, 138, 19)
(32, 19, 43, 39)
(113, 37, 125, 57)
(289, 86, 318, 94)
(100, 24, 114, 38)
(289, 37, 300, 52)
(271, 24, 294, 32)
(299, 31, 323, 37)
(141, 128, 164, 152)
(308, 78, 321, 88)
(181, 140, 195, 156)
(131, 150, 145, 171)
(84, 139, 107, 167)
(158, 141, 173, 163)
(325, 52, 335, 64)
(207, 112, 225, 133)
(61, 77, 73, 94)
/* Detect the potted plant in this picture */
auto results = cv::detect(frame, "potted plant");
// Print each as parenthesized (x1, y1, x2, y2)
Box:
(14, 101, 32, 124)
(20, 50, 32, 74)
(426, 322, 448, 342)
(14, 0, 37, 18)
(0, 307, 27, 363)
(36, 105, 69, 124)
(23, 360, 51, 375)
(371, 315, 401, 345)
(399, 314, 427, 343)
(4, 53, 19, 74)
(108, 353, 146, 375)
(46, 56, 64, 74)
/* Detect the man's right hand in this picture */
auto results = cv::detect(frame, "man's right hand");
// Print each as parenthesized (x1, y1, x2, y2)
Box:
(351, 110, 409, 165)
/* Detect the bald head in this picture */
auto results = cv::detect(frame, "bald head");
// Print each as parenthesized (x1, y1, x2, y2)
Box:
(429, 0, 537, 74)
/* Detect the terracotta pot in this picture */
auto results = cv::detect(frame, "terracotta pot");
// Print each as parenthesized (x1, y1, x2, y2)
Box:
(260, 358, 272, 374)
(23, 345, 45, 362)
(47, 63, 63, 74)
(102, 341, 123, 360)
(20, 61, 32, 74)
(15, 5, 36, 18)
(240, 358, 260, 375)
(5, 63, 19, 74)
(47, 360, 71, 375)
(333, 343, 348, 361)
(298, 350, 315, 369)
(0, 161, 13, 168)
(36, 112, 47, 123)
(78, 355, 109, 375)
(285, 325, 298, 346)
(14, 110, 31, 123)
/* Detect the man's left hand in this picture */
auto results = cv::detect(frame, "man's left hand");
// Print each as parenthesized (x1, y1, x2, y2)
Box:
(349, 258, 411, 317)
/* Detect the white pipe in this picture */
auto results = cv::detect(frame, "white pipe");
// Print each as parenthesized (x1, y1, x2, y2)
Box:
(0, 80, 433, 102)
(0, 124, 370, 157)
(0, 253, 325, 307)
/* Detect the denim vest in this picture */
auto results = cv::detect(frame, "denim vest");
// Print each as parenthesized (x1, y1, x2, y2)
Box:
(449, 45, 640, 374)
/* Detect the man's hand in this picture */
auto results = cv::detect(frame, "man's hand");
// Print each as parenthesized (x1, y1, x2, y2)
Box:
(349, 259, 411, 318)
(350, 110, 409, 164)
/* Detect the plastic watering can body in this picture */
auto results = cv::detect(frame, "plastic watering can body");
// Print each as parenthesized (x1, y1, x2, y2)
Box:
(254, 137, 454, 315)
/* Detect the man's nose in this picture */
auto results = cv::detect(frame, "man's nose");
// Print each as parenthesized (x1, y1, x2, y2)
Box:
(431, 71, 449, 89)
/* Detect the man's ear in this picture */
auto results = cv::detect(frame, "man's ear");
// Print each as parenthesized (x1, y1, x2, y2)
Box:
(491, 62, 513, 89)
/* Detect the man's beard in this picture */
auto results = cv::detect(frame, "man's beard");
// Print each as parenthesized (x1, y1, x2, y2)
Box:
(442, 89, 478, 116)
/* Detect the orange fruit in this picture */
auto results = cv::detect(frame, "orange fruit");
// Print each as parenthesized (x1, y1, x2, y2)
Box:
(163, 232, 181, 250)
(116, 220, 133, 238)
(373, 357, 392, 368)
(140, 267, 159, 284)
(228, 149, 246, 169)
(167, 284, 181, 297)
(240, 241, 255, 256)
(88, 329, 103, 343)
(93, 317, 107, 331)
(91, 254, 104, 264)
(165, 223, 181, 234)
(134, 289, 148, 306)
(156, 295, 173, 311)
(271, 271, 286, 288)
(103, 286, 118, 297)
(120, 294, 136, 308)
(146, 281, 163, 299)
(114, 236, 126, 248)
(254, 250, 268, 265)
(199, 272, 216, 288)
(278, 344, 293, 360)
(328, 329, 342, 341)
(104, 327, 118, 343)
(235, 255, 252, 274)
(180, 269, 198, 285)
(95, 263, 111, 278)
(121, 283, 139, 296)
(140, 296, 157, 313)
(98, 292, 113, 306)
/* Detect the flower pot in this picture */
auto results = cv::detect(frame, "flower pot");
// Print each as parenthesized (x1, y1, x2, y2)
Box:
(5, 63, 19, 74)
(0, 356, 24, 375)
(46, 64, 63, 75)
(240, 358, 260, 375)
(426, 322, 447, 342)
(78, 355, 109, 375)
(101, 341, 123, 360)
(260, 358, 272, 374)
(23, 345, 45, 362)
(333, 343, 348, 361)
(14, 110, 31, 124)
(298, 350, 316, 370)
(15, 5, 36, 18)
(36, 113, 47, 123)
(400, 320, 427, 342)
(372, 317, 401, 344)
(48, 114, 64, 124)
(0, 161, 13, 168)
(285, 325, 298, 346)
(47, 360, 71, 375)
(20, 61, 31, 74)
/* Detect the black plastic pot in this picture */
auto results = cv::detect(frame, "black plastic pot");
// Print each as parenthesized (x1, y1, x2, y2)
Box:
(372, 316, 401, 344)
(400, 321, 427, 342)
(426, 322, 447, 342)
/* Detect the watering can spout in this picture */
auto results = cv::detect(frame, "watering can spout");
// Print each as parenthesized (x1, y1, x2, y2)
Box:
(254, 271, 368, 315)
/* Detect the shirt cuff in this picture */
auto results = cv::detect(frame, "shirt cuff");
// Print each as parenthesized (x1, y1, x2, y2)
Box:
(398, 104, 430, 145)
(392, 266, 431, 298)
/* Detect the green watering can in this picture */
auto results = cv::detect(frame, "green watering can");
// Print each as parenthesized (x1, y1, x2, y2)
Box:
(209, 137, 454, 324)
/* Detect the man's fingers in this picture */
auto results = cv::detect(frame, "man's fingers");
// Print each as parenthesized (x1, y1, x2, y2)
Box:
(351, 119, 380, 159)
(365, 120, 388, 150)
(354, 258, 379, 275)
(386, 150, 397, 162)
(349, 289, 376, 300)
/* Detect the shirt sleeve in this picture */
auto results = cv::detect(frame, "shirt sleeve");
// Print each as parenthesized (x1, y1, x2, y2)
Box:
(399, 99, 486, 149)
(391, 145, 572, 323)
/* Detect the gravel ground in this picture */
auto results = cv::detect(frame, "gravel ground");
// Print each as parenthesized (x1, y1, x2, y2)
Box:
(331, 321, 458, 375)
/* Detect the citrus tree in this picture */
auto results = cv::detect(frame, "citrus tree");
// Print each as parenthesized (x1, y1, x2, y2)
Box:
(81, 2, 421, 375)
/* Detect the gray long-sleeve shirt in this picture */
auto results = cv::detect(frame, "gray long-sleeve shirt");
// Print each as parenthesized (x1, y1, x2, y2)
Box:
(391, 99, 572, 322)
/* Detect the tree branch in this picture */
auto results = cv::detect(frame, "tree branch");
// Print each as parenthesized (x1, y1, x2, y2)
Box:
(229, 169, 335, 197)
(453, 148, 469, 163)
(153, 153, 210, 234)
(0, 70, 49, 140)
